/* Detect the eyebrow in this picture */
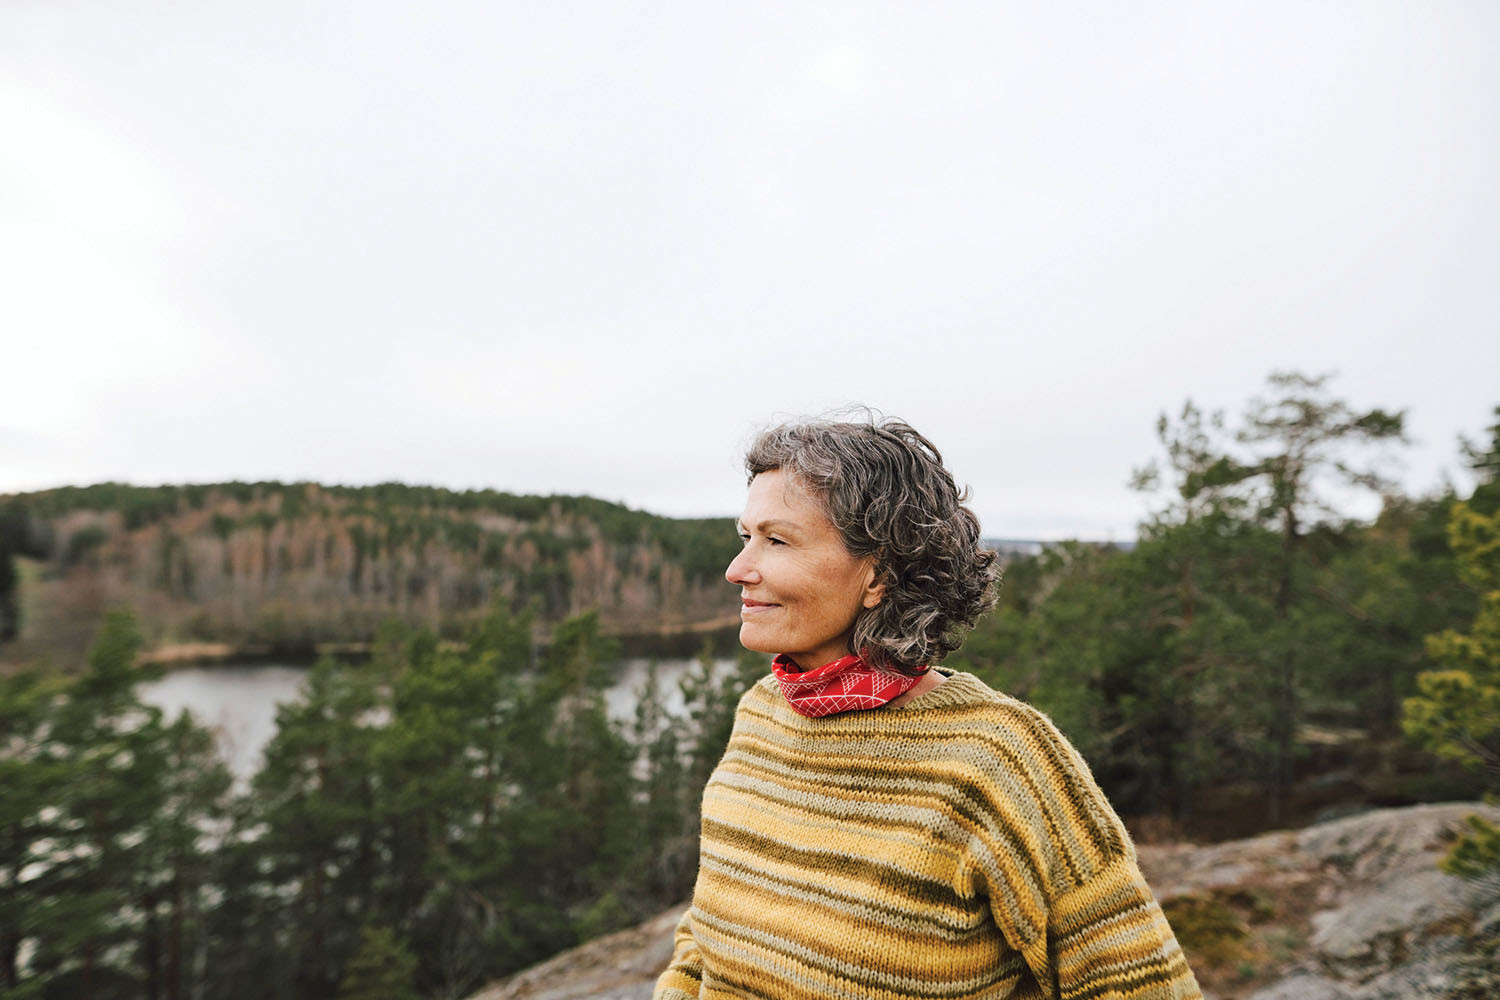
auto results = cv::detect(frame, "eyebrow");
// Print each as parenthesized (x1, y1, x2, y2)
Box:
(736, 519, 801, 534)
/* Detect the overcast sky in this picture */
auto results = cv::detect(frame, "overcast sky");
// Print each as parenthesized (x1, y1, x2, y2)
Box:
(3, 2, 1497, 540)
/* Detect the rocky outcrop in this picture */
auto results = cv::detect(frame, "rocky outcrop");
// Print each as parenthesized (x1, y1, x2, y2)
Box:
(1234, 802, 1499, 1000)
(469, 801, 1500, 1000)
(470, 906, 682, 1000)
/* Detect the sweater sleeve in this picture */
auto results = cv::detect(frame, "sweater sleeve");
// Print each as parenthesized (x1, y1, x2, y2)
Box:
(1030, 851, 1201, 1000)
(651, 904, 703, 998)
(968, 697, 1201, 999)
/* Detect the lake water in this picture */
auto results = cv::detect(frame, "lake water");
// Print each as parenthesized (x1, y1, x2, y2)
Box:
(138, 656, 739, 781)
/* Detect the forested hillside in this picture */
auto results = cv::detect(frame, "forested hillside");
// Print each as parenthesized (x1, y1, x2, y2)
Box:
(0, 482, 741, 663)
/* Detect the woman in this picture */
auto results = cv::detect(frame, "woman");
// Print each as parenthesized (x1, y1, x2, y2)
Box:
(655, 416, 1200, 1000)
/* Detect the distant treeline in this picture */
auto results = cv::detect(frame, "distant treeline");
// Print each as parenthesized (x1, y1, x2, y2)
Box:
(0, 480, 741, 659)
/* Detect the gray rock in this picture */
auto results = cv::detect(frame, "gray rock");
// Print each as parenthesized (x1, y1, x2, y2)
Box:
(1248, 972, 1349, 1000)
(1345, 952, 1463, 1000)
(1309, 869, 1469, 966)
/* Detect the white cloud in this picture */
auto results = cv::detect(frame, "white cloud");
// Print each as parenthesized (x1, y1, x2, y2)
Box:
(807, 45, 862, 93)
(0, 86, 233, 458)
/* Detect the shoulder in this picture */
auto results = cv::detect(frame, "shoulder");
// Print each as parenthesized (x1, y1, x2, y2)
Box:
(927, 672, 1080, 745)
(914, 672, 1081, 749)
(739, 672, 780, 710)
(929, 674, 1134, 872)
(724, 672, 785, 728)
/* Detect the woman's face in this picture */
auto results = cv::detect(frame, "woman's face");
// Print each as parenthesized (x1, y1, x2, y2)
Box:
(726, 469, 884, 670)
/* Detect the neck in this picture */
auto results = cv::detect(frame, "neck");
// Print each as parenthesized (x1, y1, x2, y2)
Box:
(885, 670, 945, 709)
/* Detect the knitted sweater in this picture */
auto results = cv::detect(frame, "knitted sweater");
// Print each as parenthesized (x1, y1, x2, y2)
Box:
(653, 670, 1201, 1000)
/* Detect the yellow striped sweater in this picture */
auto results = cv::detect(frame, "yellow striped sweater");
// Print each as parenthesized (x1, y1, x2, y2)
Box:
(654, 669, 1201, 999)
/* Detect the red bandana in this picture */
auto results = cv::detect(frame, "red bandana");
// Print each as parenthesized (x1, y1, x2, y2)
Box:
(771, 652, 928, 718)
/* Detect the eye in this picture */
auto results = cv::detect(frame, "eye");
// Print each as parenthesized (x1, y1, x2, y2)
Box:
(768, 536, 787, 546)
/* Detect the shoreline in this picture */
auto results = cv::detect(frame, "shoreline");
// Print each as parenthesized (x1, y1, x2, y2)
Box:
(134, 615, 744, 668)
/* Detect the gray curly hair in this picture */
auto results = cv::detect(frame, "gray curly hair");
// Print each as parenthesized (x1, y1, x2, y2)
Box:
(744, 414, 999, 675)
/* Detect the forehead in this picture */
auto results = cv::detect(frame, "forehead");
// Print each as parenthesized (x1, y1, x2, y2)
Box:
(739, 470, 829, 527)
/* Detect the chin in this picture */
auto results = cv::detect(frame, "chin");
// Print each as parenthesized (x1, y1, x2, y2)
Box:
(738, 624, 778, 655)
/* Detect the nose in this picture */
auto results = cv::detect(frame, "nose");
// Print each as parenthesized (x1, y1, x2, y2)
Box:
(725, 544, 760, 586)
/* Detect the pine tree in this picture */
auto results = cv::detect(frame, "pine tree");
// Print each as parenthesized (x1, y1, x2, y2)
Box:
(249, 655, 382, 998)
(31, 609, 167, 997)
(1135, 373, 1406, 821)
(6, 609, 228, 999)
(632, 659, 692, 905)
(137, 712, 233, 1000)
(1235, 372, 1406, 819)
(1404, 497, 1500, 875)
(373, 623, 513, 998)
(0, 668, 69, 992)
(337, 925, 417, 1000)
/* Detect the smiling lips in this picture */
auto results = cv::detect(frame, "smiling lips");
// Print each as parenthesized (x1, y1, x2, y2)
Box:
(741, 598, 778, 612)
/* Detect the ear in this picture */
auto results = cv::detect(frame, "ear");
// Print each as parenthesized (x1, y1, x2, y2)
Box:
(860, 560, 885, 610)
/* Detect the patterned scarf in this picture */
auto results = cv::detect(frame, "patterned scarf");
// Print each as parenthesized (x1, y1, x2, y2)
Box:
(771, 652, 928, 718)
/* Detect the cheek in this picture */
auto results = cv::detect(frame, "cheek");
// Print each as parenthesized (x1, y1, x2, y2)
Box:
(812, 569, 869, 625)
(825, 559, 873, 608)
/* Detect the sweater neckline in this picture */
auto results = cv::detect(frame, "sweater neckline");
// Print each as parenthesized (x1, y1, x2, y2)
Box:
(880, 667, 978, 711)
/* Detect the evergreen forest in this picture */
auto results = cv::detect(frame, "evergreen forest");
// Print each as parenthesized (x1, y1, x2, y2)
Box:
(2, 372, 1498, 999)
